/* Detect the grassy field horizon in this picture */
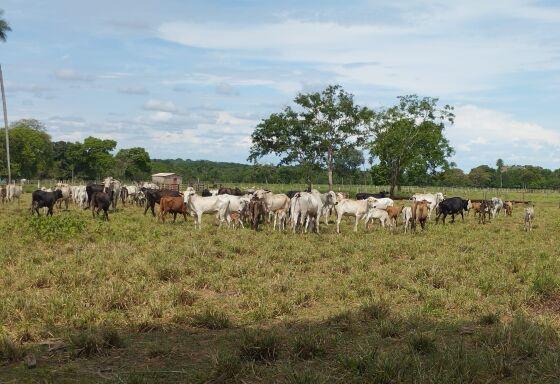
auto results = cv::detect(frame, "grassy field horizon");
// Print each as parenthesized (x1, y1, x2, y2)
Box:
(1, 190, 559, 383)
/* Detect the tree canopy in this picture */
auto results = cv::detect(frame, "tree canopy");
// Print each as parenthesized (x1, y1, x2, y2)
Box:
(366, 95, 455, 196)
(0, 9, 11, 42)
(249, 85, 373, 190)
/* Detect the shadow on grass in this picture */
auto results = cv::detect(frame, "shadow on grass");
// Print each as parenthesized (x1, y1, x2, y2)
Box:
(2, 302, 559, 384)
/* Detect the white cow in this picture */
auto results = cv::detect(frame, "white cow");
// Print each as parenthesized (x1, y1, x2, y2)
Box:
(310, 189, 338, 225)
(365, 197, 394, 210)
(402, 207, 413, 233)
(74, 186, 88, 208)
(524, 206, 535, 231)
(274, 208, 288, 231)
(253, 189, 291, 226)
(6, 184, 22, 203)
(491, 197, 503, 218)
(103, 177, 122, 210)
(363, 207, 390, 229)
(219, 194, 252, 224)
(334, 198, 368, 233)
(412, 192, 444, 219)
(141, 182, 159, 190)
(291, 192, 323, 233)
(183, 187, 230, 229)
(55, 183, 72, 210)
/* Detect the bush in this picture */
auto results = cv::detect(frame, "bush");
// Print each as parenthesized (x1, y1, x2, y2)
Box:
(27, 215, 86, 241)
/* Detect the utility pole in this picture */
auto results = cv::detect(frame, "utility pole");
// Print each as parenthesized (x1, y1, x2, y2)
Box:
(0, 64, 10, 184)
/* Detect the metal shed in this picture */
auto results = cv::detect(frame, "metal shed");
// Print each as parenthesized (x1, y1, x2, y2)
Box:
(151, 172, 182, 190)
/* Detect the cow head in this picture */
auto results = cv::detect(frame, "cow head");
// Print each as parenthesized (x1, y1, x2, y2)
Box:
(366, 196, 378, 209)
(253, 189, 268, 200)
(435, 192, 445, 203)
(326, 190, 338, 206)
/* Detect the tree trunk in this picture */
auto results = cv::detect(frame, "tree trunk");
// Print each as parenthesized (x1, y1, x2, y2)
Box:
(327, 147, 333, 191)
(389, 165, 399, 198)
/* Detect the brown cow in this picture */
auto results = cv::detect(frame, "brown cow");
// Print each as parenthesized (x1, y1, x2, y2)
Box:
(411, 200, 429, 230)
(159, 196, 189, 223)
(247, 197, 267, 230)
(386, 205, 403, 230)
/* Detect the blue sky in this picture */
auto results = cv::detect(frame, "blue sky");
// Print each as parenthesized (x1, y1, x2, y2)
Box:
(1, 0, 560, 171)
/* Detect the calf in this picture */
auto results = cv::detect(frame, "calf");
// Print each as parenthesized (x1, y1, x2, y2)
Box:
(385, 205, 403, 230)
(411, 200, 429, 230)
(334, 198, 368, 233)
(159, 196, 189, 223)
(274, 208, 288, 231)
(524, 206, 535, 231)
(247, 197, 267, 231)
(436, 197, 470, 224)
(143, 188, 182, 216)
(477, 200, 493, 224)
(228, 211, 244, 229)
(31, 190, 63, 216)
(491, 197, 503, 218)
(504, 201, 513, 216)
(91, 191, 112, 221)
(402, 207, 413, 233)
(86, 183, 104, 208)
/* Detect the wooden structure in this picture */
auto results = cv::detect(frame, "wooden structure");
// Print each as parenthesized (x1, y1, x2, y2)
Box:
(152, 173, 182, 191)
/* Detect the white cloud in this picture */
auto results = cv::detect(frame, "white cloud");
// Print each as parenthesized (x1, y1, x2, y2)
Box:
(449, 105, 560, 168)
(118, 86, 149, 95)
(143, 99, 178, 113)
(54, 69, 94, 82)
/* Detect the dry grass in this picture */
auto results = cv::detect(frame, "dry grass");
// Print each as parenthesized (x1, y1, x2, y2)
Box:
(0, 187, 559, 383)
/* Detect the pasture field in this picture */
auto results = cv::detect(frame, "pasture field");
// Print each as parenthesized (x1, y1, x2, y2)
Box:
(1, 187, 560, 383)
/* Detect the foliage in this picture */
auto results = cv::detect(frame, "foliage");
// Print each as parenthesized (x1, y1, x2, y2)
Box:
(114, 147, 151, 180)
(367, 95, 455, 195)
(0, 9, 11, 42)
(249, 85, 373, 189)
(26, 214, 86, 241)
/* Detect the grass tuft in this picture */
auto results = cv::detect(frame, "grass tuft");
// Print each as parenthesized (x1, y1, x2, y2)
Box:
(408, 333, 437, 355)
(190, 308, 231, 330)
(238, 330, 281, 362)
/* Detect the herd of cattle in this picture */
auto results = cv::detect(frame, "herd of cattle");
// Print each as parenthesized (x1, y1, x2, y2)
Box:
(4, 178, 536, 233)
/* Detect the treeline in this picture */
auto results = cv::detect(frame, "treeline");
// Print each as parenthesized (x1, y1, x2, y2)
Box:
(1, 119, 560, 189)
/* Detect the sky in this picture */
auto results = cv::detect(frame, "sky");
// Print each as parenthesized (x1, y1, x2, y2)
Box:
(1, 0, 560, 171)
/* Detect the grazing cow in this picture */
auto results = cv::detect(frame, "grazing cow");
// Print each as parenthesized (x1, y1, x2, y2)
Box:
(385, 205, 403, 230)
(31, 190, 63, 216)
(91, 191, 112, 221)
(477, 200, 493, 224)
(334, 198, 368, 233)
(411, 200, 429, 230)
(402, 207, 413, 233)
(411, 192, 444, 220)
(291, 191, 323, 233)
(504, 201, 513, 216)
(86, 183, 105, 208)
(246, 197, 267, 230)
(355, 191, 389, 200)
(158, 196, 189, 223)
(103, 177, 122, 211)
(436, 197, 470, 224)
(54, 183, 72, 210)
(143, 188, 182, 216)
(183, 187, 230, 229)
(491, 197, 504, 218)
(524, 206, 535, 231)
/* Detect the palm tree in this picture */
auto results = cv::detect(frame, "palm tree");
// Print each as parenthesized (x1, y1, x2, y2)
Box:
(0, 10, 11, 42)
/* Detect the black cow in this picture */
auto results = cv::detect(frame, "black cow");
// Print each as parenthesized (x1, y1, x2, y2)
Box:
(142, 188, 182, 217)
(218, 187, 244, 196)
(201, 188, 213, 197)
(92, 191, 112, 221)
(356, 191, 389, 200)
(436, 197, 470, 224)
(31, 190, 63, 216)
(86, 183, 104, 209)
(286, 187, 312, 199)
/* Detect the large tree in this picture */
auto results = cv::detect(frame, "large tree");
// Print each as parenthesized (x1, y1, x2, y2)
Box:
(114, 147, 151, 180)
(249, 85, 373, 190)
(367, 95, 455, 196)
(0, 10, 10, 42)
(0, 119, 53, 178)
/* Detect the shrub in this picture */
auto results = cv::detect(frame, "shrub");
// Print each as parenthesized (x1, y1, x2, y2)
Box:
(27, 215, 86, 241)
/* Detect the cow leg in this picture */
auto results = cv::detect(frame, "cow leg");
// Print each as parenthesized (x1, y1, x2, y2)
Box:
(196, 213, 202, 229)
(173, 212, 177, 223)
(354, 215, 360, 232)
